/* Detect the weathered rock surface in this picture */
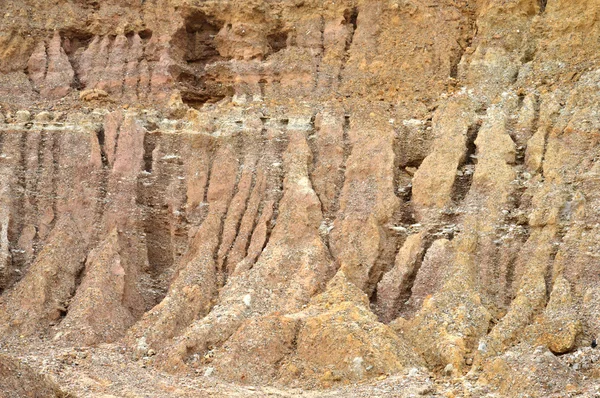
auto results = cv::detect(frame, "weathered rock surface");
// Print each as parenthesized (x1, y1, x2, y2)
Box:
(479, 344, 581, 398)
(2, 0, 600, 396)
(0, 354, 64, 398)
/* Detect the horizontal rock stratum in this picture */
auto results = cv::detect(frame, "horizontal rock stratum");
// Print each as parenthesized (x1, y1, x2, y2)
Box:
(1, 0, 600, 396)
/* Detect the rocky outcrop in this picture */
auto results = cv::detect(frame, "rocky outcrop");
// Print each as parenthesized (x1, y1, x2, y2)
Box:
(2, 0, 600, 396)
(210, 271, 423, 387)
(27, 32, 75, 99)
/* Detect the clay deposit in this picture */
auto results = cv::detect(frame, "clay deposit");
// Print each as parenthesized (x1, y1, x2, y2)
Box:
(2, 0, 600, 397)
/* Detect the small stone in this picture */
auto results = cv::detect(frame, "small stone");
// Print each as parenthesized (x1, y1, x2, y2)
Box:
(352, 356, 364, 376)
(286, 363, 300, 376)
(204, 367, 214, 377)
(465, 357, 473, 366)
(565, 384, 577, 392)
(136, 337, 149, 353)
(478, 341, 487, 352)
(80, 89, 108, 101)
(147, 349, 156, 356)
(418, 386, 434, 395)
(15, 110, 31, 122)
(243, 294, 252, 307)
(34, 111, 52, 123)
(388, 225, 407, 233)
(444, 363, 454, 376)
(405, 166, 418, 176)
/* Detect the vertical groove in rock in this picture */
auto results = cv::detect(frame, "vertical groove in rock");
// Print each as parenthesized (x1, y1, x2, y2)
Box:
(260, 121, 288, 255)
(217, 154, 257, 281)
(339, 7, 358, 85)
(451, 120, 480, 204)
(214, 136, 250, 286)
(331, 114, 351, 218)
(49, 131, 60, 234)
(12, 131, 28, 272)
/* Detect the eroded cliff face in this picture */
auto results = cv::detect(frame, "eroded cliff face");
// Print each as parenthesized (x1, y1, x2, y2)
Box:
(1, 0, 600, 396)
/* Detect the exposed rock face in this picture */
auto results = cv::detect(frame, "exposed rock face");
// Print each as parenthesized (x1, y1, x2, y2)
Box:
(27, 32, 75, 99)
(209, 271, 423, 387)
(2, 0, 600, 396)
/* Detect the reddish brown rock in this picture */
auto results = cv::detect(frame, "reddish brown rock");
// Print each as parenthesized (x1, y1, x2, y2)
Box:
(0, 215, 88, 335)
(26, 32, 74, 99)
(2, 0, 600, 396)
(159, 125, 335, 372)
(127, 141, 239, 349)
(330, 105, 399, 292)
(58, 229, 146, 345)
(376, 232, 427, 323)
(43, 32, 74, 99)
